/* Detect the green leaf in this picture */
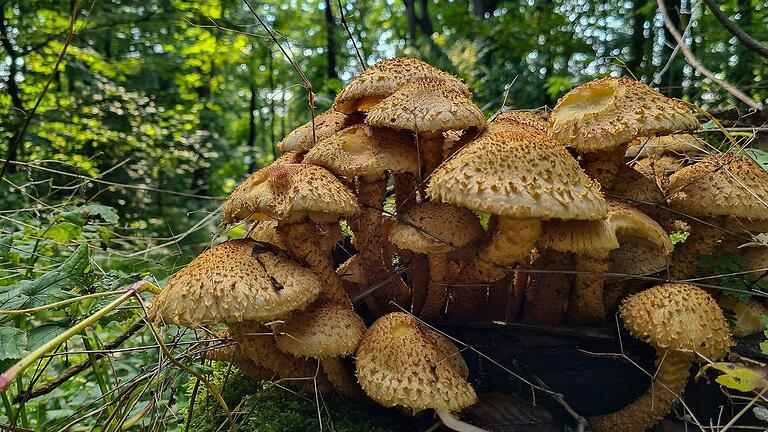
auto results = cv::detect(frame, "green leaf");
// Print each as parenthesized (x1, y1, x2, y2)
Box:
(0, 235, 12, 256)
(0, 244, 90, 310)
(669, 231, 689, 245)
(27, 323, 69, 351)
(745, 148, 768, 172)
(0, 326, 29, 361)
(60, 205, 119, 226)
(44, 222, 83, 243)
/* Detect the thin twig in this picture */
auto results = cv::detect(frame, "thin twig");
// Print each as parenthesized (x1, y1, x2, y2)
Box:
(701, 0, 768, 59)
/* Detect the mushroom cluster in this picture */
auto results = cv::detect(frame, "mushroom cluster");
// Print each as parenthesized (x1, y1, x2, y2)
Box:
(148, 58, 767, 432)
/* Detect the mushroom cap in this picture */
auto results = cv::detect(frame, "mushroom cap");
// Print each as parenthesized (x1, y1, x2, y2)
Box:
(389, 202, 483, 254)
(626, 133, 706, 159)
(303, 124, 419, 178)
(426, 330, 469, 379)
(548, 77, 699, 153)
(275, 302, 366, 358)
(365, 78, 486, 134)
(620, 283, 733, 359)
(249, 220, 288, 250)
(428, 130, 606, 220)
(485, 110, 548, 136)
(356, 312, 477, 413)
(277, 109, 363, 152)
(230, 320, 323, 378)
(608, 239, 669, 281)
(666, 154, 768, 220)
(148, 239, 321, 327)
(718, 296, 768, 338)
(337, 254, 364, 285)
(610, 163, 666, 205)
(334, 57, 470, 113)
(540, 200, 672, 256)
(221, 163, 360, 225)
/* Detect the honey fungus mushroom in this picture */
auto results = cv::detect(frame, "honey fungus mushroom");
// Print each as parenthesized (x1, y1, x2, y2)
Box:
(389, 202, 483, 319)
(334, 57, 470, 113)
(366, 77, 485, 174)
(548, 77, 698, 189)
(355, 312, 484, 432)
(589, 283, 732, 432)
(277, 108, 363, 152)
(666, 154, 768, 279)
(428, 129, 606, 283)
(148, 239, 321, 326)
(221, 163, 360, 302)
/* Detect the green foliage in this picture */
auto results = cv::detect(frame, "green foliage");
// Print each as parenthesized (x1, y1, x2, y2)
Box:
(669, 231, 689, 245)
(699, 249, 768, 302)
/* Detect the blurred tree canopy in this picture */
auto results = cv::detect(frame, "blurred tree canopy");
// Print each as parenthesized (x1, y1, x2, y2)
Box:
(0, 0, 766, 229)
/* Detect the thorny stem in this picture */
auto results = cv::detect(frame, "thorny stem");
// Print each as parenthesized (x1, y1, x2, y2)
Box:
(0, 291, 133, 316)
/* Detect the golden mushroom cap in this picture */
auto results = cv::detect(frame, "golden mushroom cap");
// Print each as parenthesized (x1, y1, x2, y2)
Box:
(626, 133, 706, 159)
(337, 254, 364, 285)
(426, 330, 469, 379)
(303, 124, 419, 178)
(221, 163, 360, 225)
(365, 78, 486, 134)
(148, 239, 321, 327)
(277, 109, 363, 152)
(389, 202, 482, 254)
(334, 57, 470, 113)
(249, 220, 288, 250)
(620, 283, 733, 359)
(610, 163, 666, 205)
(355, 312, 477, 413)
(485, 110, 548, 136)
(606, 200, 672, 254)
(548, 77, 698, 153)
(718, 296, 768, 338)
(667, 154, 768, 220)
(428, 130, 606, 220)
(275, 302, 366, 358)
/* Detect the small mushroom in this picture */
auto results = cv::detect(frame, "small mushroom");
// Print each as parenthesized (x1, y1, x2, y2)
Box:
(540, 200, 672, 323)
(589, 283, 733, 432)
(277, 108, 363, 153)
(334, 57, 470, 113)
(366, 78, 485, 174)
(718, 296, 768, 337)
(626, 133, 706, 160)
(221, 163, 360, 302)
(548, 77, 698, 189)
(148, 239, 321, 327)
(666, 154, 768, 279)
(274, 302, 366, 398)
(428, 129, 606, 283)
(355, 312, 484, 432)
(389, 202, 483, 319)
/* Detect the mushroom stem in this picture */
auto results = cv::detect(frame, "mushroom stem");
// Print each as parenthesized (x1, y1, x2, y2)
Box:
(230, 322, 318, 377)
(604, 279, 644, 317)
(320, 357, 365, 399)
(568, 253, 609, 324)
(588, 350, 692, 432)
(280, 222, 348, 303)
(669, 218, 723, 280)
(421, 254, 449, 319)
(394, 172, 418, 214)
(467, 217, 542, 283)
(408, 254, 431, 316)
(417, 132, 445, 175)
(522, 250, 574, 325)
(436, 409, 490, 432)
(582, 145, 627, 190)
(354, 177, 410, 313)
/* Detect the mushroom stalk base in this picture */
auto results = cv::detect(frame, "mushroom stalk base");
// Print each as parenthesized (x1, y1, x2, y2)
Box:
(321, 357, 365, 399)
(568, 254, 609, 324)
(230, 322, 318, 378)
(522, 250, 574, 325)
(588, 350, 692, 432)
(281, 222, 348, 303)
(467, 218, 542, 283)
(418, 134, 445, 175)
(669, 219, 722, 280)
(436, 410, 490, 432)
(421, 254, 449, 320)
(394, 172, 418, 214)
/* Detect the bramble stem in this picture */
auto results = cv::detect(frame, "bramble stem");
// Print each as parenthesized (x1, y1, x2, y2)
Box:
(0, 291, 132, 316)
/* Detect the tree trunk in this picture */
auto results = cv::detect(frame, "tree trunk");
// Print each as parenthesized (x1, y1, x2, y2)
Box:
(248, 80, 258, 172)
(323, 0, 339, 96)
(416, 0, 433, 36)
(267, 48, 276, 159)
(404, 0, 418, 46)
(0, 4, 26, 170)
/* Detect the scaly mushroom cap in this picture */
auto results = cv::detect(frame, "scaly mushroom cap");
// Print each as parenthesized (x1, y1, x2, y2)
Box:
(389, 202, 482, 254)
(337, 254, 364, 285)
(249, 220, 343, 252)
(540, 200, 672, 256)
(718, 296, 768, 338)
(610, 163, 666, 205)
(626, 134, 706, 159)
(608, 239, 669, 279)
(485, 110, 548, 135)
(429, 130, 606, 220)
(148, 239, 321, 326)
(303, 124, 419, 177)
(426, 330, 469, 379)
(277, 109, 363, 152)
(334, 57, 470, 113)
(667, 154, 768, 220)
(621, 283, 733, 359)
(549, 77, 698, 152)
(221, 163, 360, 225)
(275, 302, 366, 358)
(365, 78, 486, 134)
(356, 312, 477, 413)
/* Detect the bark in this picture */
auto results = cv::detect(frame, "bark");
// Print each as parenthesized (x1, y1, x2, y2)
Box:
(248, 81, 258, 171)
(0, 4, 26, 169)
(416, 0, 433, 36)
(323, 0, 339, 95)
(404, 0, 418, 45)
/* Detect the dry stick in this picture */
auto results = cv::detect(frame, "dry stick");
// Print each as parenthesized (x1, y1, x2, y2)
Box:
(0, 0, 80, 184)
(656, 0, 763, 110)
(701, 0, 768, 59)
(336, 0, 367, 70)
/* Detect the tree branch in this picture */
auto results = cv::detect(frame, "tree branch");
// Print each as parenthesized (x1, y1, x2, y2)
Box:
(702, 0, 768, 59)
(656, 0, 763, 110)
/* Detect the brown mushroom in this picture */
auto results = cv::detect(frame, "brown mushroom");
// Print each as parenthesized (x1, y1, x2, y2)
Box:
(277, 108, 363, 153)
